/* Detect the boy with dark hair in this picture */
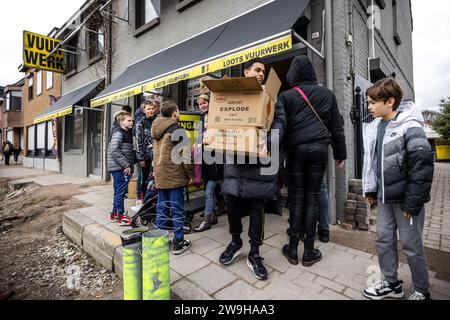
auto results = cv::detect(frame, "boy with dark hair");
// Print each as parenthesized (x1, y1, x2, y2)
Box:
(151, 100, 194, 255)
(362, 78, 434, 300)
(218, 58, 286, 281)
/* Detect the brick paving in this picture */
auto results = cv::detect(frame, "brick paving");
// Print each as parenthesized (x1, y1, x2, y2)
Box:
(423, 163, 450, 252)
(2, 165, 450, 300)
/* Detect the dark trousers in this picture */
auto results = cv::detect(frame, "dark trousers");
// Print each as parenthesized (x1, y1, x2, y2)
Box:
(3, 153, 11, 165)
(287, 143, 328, 240)
(137, 160, 152, 201)
(226, 196, 266, 247)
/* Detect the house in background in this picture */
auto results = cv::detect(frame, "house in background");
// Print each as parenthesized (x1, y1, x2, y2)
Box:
(0, 79, 24, 150)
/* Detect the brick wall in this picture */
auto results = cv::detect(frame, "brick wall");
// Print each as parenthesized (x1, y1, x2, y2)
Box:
(21, 69, 62, 153)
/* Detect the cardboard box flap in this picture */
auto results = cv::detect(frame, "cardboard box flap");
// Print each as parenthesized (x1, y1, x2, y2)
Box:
(202, 77, 263, 92)
(264, 68, 282, 101)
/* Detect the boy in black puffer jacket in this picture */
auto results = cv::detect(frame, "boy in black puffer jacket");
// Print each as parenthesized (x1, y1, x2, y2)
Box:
(107, 112, 135, 226)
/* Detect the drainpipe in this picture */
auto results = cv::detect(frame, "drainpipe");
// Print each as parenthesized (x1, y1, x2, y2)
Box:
(325, 0, 336, 224)
(102, 1, 113, 182)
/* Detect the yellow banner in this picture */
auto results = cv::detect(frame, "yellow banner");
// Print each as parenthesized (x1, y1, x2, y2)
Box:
(23, 30, 65, 74)
(33, 107, 73, 124)
(91, 34, 292, 108)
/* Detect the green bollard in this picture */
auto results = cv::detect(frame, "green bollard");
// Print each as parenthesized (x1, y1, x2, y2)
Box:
(121, 228, 148, 300)
(142, 230, 170, 300)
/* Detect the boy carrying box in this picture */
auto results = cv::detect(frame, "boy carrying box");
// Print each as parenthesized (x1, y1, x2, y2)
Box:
(362, 79, 434, 300)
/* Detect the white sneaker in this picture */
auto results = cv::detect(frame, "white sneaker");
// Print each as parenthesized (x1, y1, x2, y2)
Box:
(363, 280, 404, 300)
(408, 291, 432, 300)
(131, 205, 143, 213)
(131, 200, 143, 213)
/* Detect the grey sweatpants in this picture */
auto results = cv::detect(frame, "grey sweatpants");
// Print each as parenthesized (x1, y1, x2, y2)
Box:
(375, 201, 430, 294)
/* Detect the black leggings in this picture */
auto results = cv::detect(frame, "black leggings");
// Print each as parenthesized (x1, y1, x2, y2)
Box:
(287, 143, 328, 240)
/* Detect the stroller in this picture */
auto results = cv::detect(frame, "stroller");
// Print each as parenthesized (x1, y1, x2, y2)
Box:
(131, 189, 193, 234)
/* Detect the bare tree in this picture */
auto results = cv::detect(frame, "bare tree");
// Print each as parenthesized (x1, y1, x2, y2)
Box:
(422, 109, 440, 125)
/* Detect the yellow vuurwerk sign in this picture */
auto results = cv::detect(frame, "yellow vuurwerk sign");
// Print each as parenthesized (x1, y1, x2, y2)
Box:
(23, 30, 65, 73)
(90, 34, 292, 107)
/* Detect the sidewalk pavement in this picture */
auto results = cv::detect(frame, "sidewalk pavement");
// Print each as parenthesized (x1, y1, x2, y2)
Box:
(2, 165, 450, 300)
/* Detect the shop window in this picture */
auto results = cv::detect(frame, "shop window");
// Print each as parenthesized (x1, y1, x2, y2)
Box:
(27, 126, 35, 157)
(46, 71, 53, 90)
(36, 122, 46, 157)
(135, 0, 160, 35)
(65, 114, 83, 151)
(36, 71, 42, 96)
(46, 121, 56, 157)
(185, 72, 221, 112)
(28, 75, 34, 100)
(176, 0, 202, 12)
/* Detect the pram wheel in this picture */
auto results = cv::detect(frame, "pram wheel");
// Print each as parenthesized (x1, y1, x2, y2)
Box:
(185, 212, 194, 222)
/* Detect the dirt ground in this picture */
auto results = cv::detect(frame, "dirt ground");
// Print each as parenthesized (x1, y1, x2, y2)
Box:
(0, 177, 123, 300)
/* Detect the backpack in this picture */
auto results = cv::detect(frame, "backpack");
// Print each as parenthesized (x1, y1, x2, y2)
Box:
(4, 144, 10, 153)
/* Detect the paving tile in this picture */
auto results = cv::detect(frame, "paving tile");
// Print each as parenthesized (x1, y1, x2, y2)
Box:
(190, 237, 223, 255)
(318, 288, 351, 300)
(343, 287, 364, 300)
(314, 276, 346, 293)
(187, 263, 237, 295)
(169, 252, 211, 276)
(213, 280, 260, 300)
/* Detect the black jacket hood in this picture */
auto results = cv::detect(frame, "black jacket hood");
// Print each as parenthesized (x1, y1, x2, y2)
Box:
(286, 56, 318, 87)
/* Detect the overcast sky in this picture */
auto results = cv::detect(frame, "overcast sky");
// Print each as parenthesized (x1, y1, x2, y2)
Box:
(0, 0, 449, 111)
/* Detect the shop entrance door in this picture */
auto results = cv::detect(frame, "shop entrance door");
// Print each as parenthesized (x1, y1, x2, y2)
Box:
(88, 110, 103, 176)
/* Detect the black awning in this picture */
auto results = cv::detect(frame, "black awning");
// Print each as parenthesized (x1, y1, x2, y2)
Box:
(34, 78, 103, 124)
(91, 0, 310, 107)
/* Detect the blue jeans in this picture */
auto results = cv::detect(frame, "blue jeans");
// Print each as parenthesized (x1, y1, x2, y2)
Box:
(156, 187, 185, 243)
(111, 170, 131, 214)
(204, 180, 222, 217)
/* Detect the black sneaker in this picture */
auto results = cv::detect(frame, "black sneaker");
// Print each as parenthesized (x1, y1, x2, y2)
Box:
(363, 280, 405, 300)
(219, 241, 243, 265)
(173, 239, 191, 255)
(247, 254, 268, 281)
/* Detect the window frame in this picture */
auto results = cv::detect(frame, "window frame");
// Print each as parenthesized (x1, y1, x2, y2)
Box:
(35, 122, 46, 158)
(64, 113, 84, 152)
(392, 0, 402, 45)
(134, 0, 161, 37)
(27, 125, 35, 157)
(176, 0, 202, 12)
(28, 75, 34, 101)
(46, 71, 53, 90)
(65, 33, 79, 77)
(36, 70, 43, 96)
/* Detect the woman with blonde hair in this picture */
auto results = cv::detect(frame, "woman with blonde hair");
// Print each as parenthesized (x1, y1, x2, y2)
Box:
(194, 94, 224, 232)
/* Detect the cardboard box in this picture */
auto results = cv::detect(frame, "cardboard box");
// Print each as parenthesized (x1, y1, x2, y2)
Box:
(202, 68, 281, 129)
(127, 178, 137, 199)
(204, 126, 268, 157)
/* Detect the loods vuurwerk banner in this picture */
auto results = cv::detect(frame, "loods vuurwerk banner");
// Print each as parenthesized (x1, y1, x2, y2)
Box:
(23, 30, 65, 73)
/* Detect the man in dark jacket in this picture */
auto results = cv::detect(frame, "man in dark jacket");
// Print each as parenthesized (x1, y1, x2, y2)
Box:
(219, 59, 286, 281)
(279, 56, 347, 267)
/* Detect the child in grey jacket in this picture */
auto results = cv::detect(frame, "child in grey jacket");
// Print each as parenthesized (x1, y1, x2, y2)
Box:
(107, 111, 135, 226)
(362, 79, 434, 301)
